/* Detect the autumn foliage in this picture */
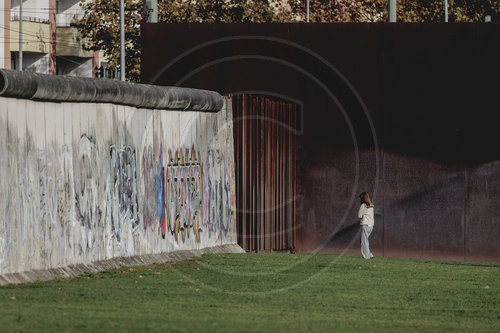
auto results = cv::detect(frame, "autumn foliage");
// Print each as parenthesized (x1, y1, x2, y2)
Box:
(73, 0, 499, 82)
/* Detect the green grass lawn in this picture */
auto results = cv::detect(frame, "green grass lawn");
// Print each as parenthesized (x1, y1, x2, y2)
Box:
(1, 252, 499, 332)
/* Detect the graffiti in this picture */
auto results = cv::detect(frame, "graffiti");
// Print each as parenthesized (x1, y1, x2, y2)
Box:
(75, 134, 99, 252)
(142, 146, 155, 232)
(0, 100, 236, 278)
(203, 149, 236, 241)
(36, 144, 58, 236)
(110, 144, 140, 242)
(59, 144, 73, 228)
(57, 144, 74, 258)
(155, 146, 166, 238)
(141, 145, 167, 238)
(166, 147, 202, 243)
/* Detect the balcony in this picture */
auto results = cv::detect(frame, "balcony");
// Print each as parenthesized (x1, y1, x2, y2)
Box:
(56, 26, 93, 58)
(10, 14, 49, 24)
(9, 21, 49, 53)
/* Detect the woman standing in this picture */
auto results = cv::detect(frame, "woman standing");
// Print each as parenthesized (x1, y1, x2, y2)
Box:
(358, 192, 375, 259)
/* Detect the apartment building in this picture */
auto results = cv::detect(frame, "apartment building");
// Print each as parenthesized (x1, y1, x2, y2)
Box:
(0, 0, 98, 77)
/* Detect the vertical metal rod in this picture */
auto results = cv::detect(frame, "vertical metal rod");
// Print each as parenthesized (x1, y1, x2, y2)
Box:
(278, 102, 281, 249)
(233, 96, 240, 246)
(256, 97, 261, 251)
(239, 96, 244, 250)
(146, 0, 158, 23)
(120, 0, 125, 80)
(293, 105, 297, 249)
(19, 0, 22, 70)
(276, 102, 280, 249)
(237, 96, 241, 249)
(279, 103, 283, 249)
(253, 97, 258, 251)
(247, 96, 252, 251)
(260, 97, 265, 251)
(273, 102, 280, 250)
(242, 95, 248, 251)
(306, 0, 310, 22)
(255, 97, 258, 251)
(254, 97, 259, 251)
(271, 101, 276, 249)
(281, 103, 285, 249)
(444, 0, 448, 22)
(284, 104, 287, 249)
(249, 97, 254, 251)
(287, 105, 292, 249)
(260, 97, 264, 251)
(381, 149, 385, 257)
(388, 0, 396, 23)
(233, 96, 238, 245)
(278, 103, 282, 249)
(266, 99, 271, 250)
(290, 104, 293, 249)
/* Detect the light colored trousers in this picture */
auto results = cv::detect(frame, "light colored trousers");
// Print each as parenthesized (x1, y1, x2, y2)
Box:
(361, 225, 374, 259)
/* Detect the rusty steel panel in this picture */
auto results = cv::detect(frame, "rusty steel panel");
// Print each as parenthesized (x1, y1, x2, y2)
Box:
(232, 95, 297, 252)
(142, 23, 500, 262)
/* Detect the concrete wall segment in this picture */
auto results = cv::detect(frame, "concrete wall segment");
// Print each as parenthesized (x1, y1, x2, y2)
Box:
(0, 96, 237, 280)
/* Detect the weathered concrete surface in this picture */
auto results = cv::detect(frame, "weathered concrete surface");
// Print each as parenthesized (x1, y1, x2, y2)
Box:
(0, 96, 237, 276)
(0, 243, 245, 285)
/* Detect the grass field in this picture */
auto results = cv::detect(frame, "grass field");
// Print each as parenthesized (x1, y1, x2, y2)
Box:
(1, 252, 499, 332)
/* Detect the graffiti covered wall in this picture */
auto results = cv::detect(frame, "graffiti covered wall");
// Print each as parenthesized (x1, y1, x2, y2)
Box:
(0, 97, 236, 275)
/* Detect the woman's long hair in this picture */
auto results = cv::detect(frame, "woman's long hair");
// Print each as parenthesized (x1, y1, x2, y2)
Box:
(359, 192, 374, 208)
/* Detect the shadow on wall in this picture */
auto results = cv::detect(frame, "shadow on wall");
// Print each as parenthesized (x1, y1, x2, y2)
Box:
(317, 157, 500, 262)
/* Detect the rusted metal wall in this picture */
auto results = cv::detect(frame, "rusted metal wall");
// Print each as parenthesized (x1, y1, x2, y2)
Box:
(141, 23, 500, 262)
(232, 95, 297, 252)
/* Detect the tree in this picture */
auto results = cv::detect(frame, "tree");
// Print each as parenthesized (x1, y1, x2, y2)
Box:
(74, 0, 291, 81)
(288, 0, 387, 22)
(73, 0, 143, 81)
(74, 0, 499, 81)
(158, 0, 292, 23)
(289, 0, 500, 22)
(397, 0, 500, 22)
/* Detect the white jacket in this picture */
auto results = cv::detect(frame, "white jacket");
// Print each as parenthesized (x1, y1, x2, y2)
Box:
(358, 203, 374, 226)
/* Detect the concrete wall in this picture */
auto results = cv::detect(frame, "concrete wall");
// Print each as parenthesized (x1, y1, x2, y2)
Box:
(0, 97, 236, 276)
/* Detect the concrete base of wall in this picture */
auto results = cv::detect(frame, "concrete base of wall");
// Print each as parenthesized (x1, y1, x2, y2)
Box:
(0, 244, 245, 286)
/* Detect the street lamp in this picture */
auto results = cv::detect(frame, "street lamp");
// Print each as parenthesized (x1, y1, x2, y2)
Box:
(444, 0, 448, 22)
(19, 0, 23, 70)
(306, 0, 309, 23)
(388, 0, 396, 22)
(120, 0, 125, 81)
